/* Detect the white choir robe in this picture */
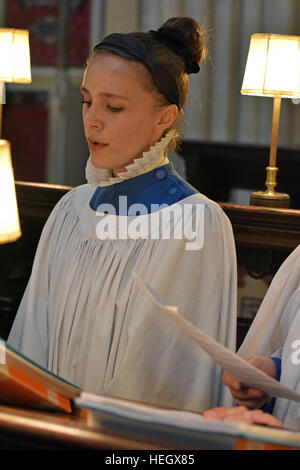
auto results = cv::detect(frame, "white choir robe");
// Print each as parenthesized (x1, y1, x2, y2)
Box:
(7, 172, 237, 413)
(239, 245, 300, 430)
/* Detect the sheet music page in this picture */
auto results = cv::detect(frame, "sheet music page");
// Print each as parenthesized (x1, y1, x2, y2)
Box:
(133, 272, 300, 403)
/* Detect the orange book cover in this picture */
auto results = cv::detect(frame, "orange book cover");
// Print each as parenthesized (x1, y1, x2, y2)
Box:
(0, 338, 80, 413)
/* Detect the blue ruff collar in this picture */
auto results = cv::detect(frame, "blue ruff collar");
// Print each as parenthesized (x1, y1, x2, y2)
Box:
(89, 163, 197, 215)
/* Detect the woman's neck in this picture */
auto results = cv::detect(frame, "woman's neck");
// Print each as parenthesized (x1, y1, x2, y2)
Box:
(86, 129, 177, 187)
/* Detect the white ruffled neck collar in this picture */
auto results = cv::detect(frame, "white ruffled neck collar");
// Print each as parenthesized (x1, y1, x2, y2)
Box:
(85, 130, 176, 187)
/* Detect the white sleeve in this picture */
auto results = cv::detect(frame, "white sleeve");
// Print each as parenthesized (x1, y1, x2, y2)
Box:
(7, 190, 74, 369)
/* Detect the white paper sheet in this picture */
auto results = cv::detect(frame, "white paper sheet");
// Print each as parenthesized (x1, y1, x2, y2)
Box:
(133, 272, 300, 403)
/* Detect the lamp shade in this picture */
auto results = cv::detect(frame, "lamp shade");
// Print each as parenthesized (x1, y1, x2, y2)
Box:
(0, 140, 21, 244)
(241, 33, 300, 98)
(0, 29, 31, 83)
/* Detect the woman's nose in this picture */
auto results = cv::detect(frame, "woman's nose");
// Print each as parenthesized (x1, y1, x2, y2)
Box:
(84, 105, 104, 129)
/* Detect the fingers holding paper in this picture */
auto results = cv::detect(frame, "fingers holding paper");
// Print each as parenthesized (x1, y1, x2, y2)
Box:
(221, 356, 277, 409)
(221, 374, 270, 409)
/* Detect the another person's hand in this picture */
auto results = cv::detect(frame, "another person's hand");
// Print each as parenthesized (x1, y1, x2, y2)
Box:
(221, 356, 277, 409)
(203, 406, 282, 428)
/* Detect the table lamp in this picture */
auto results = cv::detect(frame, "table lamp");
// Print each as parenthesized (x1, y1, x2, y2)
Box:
(241, 33, 300, 208)
(0, 28, 31, 244)
(0, 28, 32, 137)
(0, 29, 31, 338)
(0, 141, 21, 339)
(0, 140, 21, 244)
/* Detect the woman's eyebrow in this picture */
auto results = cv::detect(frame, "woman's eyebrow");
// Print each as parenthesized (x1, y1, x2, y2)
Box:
(80, 86, 130, 100)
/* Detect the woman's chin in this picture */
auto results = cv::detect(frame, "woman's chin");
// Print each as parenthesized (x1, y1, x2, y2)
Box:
(90, 152, 138, 171)
(90, 155, 111, 170)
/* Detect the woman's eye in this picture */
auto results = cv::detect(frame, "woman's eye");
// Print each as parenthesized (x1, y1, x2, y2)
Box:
(81, 101, 123, 112)
(108, 105, 123, 112)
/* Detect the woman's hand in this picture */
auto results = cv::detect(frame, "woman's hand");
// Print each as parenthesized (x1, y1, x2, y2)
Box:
(221, 356, 277, 409)
(203, 406, 282, 428)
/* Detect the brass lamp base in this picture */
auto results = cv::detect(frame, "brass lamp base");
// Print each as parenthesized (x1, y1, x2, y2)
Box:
(250, 166, 290, 208)
(250, 190, 290, 208)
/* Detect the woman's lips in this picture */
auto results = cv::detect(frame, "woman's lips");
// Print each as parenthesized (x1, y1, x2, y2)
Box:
(87, 139, 108, 151)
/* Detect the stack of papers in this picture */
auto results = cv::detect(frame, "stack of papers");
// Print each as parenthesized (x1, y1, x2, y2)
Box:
(76, 392, 300, 449)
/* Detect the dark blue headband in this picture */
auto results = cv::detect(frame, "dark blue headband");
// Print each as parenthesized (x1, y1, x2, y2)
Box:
(93, 31, 200, 109)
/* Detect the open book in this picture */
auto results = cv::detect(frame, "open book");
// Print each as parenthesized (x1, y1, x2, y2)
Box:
(0, 338, 80, 413)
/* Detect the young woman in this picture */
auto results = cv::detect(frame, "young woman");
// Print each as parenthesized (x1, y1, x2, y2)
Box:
(8, 17, 237, 413)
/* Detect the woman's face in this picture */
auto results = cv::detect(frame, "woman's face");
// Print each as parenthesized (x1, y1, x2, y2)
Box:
(81, 53, 176, 172)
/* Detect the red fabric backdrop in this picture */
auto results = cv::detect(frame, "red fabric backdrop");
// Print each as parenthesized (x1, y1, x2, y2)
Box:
(3, 98, 49, 182)
(7, 0, 91, 66)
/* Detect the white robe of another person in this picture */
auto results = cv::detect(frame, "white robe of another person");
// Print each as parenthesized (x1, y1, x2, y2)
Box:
(8, 131, 237, 413)
(239, 244, 300, 430)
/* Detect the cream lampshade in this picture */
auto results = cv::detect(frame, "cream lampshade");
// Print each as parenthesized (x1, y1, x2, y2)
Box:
(0, 28, 31, 83)
(241, 33, 300, 208)
(0, 140, 21, 244)
(0, 28, 32, 138)
(0, 29, 32, 244)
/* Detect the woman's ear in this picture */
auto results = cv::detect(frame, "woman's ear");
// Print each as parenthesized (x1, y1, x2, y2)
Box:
(157, 104, 178, 132)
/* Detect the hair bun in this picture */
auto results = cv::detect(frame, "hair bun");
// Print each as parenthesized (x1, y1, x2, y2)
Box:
(149, 17, 205, 75)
